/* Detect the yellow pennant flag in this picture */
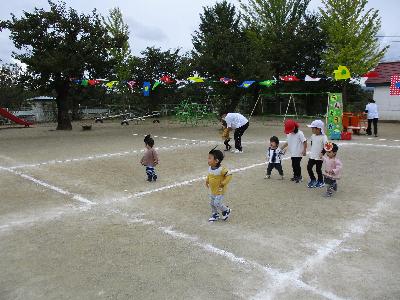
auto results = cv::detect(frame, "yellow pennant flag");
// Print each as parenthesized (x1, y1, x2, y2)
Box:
(333, 66, 351, 80)
(105, 81, 118, 88)
(187, 76, 204, 83)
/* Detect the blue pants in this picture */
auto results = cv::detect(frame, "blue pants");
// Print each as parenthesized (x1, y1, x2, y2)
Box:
(146, 166, 157, 181)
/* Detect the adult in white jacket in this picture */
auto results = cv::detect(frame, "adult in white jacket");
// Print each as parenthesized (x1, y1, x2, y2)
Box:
(365, 99, 379, 137)
(220, 112, 249, 153)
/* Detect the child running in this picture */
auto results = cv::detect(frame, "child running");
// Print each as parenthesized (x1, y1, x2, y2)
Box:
(221, 120, 232, 151)
(206, 147, 232, 222)
(306, 120, 328, 188)
(265, 136, 284, 179)
(281, 119, 307, 183)
(322, 142, 342, 197)
(140, 134, 159, 182)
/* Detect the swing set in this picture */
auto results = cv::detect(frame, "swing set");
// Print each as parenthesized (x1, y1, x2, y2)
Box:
(248, 92, 331, 122)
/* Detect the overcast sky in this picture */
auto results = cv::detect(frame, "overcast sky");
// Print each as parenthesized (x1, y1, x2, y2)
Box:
(1, 0, 399, 64)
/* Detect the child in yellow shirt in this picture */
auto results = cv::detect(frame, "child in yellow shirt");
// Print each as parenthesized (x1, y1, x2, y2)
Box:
(205, 147, 232, 222)
(222, 120, 232, 151)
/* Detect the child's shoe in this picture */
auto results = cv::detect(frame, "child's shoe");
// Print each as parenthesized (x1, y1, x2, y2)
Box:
(147, 177, 153, 182)
(265, 175, 271, 179)
(323, 191, 333, 198)
(295, 176, 303, 183)
(221, 208, 231, 220)
(307, 180, 317, 188)
(315, 181, 325, 188)
(290, 177, 296, 181)
(208, 213, 220, 222)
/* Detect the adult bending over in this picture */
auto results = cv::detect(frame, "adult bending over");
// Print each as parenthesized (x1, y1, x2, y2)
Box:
(220, 112, 249, 153)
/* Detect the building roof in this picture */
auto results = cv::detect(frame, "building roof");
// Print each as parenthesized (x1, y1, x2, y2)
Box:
(366, 61, 400, 87)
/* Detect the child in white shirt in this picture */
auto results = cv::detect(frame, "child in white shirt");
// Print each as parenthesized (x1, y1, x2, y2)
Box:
(306, 120, 328, 188)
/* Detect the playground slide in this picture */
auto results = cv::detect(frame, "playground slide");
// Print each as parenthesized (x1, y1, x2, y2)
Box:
(0, 107, 33, 126)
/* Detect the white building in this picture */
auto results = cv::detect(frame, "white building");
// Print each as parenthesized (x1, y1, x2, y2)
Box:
(365, 61, 400, 121)
(13, 96, 57, 122)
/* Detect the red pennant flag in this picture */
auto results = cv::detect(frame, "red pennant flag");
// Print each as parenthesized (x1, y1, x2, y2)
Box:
(390, 75, 400, 96)
(362, 71, 379, 78)
(280, 75, 300, 82)
(160, 75, 175, 84)
(88, 79, 100, 86)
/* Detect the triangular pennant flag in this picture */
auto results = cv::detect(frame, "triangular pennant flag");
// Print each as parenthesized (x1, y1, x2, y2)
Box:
(280, 75, 300, 82)
(105, 81, 118, 88)
(259, 80, 277, 87)
(152, 81, 161, 90)
(160, 75, 174, 84)
(143, 82, 151, 96)
(187, 76, 204, 83)
(239, 80, 255, 88)
(333, 65, 351, 80)
(361, 71, 379, 78)
(73, 79, 81, 84)
(88, 79, 100, 86)
(220, 77, 235, 84)
(81, 80, 89, 86)
(127, 80, 137, 89)
(390, 75, 400, 96)
(304, 75, 321, 82)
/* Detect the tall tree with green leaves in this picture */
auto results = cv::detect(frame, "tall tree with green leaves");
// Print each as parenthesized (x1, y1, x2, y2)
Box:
(319, 0, 388, 77)
(1, 0, 119, 130)
(103, 7, 131, 82)
(192, 0, 250, 112)
(240, 0, 311, 77)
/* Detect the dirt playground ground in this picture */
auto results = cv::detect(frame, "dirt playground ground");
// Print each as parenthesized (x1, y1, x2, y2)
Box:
(0, 117, 399, 300)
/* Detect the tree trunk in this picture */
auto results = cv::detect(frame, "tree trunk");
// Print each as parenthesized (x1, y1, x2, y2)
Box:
(342, 80, 348, 107)
(56, 81, 72, 130)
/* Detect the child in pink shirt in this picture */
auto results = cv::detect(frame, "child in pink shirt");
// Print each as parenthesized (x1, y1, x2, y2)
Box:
(322, 142, 342, 197)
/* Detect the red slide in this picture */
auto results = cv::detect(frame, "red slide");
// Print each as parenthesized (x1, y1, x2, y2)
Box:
(0, 107, 33, 127)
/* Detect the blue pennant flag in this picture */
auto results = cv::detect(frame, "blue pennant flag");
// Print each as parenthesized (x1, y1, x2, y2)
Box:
(239, 81, 255, 88)
(143, 82, 151, 96)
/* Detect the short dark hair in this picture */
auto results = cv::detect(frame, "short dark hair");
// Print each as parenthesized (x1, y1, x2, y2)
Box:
(209, 147, 224, 167)
(332, 143, 339, 153)
(219, 111, 228, 118)
(270, 136, 279, 144)
(144, 134, 154, 147)
(222, 120, 227, 127)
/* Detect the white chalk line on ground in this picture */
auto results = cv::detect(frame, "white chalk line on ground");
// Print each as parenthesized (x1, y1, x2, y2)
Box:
(6, 141, 210, 170)
(105, 207, 344, 300)
(134, 132, 400, 148)
(0, 156, 343, 299)
(1, 141, 398, 298)
(0, 166, 96, 206)
(253, 186, 400, 300)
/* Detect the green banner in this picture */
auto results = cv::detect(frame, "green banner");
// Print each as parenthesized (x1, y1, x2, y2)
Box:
(327, 93, 343, 140)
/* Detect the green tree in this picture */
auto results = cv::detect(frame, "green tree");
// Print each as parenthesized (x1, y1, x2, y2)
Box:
(1, 0, 120, 130)
(319, 0, 388, 77)
(0, 61, 34, 109)
(192, 0, 250, 113)
(103, 7, 131, 82)
(240, 0, 311, 77)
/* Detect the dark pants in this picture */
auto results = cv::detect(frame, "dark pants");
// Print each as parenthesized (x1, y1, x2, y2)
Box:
(366, 118, 378, 135)
(307, 159, 323, 182)
(224, 138, 231, 150)
(324, 176, 337, 195)
(291, 157, 302, 178)
(234, 122, 249, 151)
(266, 163, 283, 176)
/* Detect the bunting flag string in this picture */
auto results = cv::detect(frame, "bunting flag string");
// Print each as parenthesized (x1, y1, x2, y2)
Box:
(239, 80, 255, 88)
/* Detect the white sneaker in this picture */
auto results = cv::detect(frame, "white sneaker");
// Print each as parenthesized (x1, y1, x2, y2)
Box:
(231, 149, 243, 154)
